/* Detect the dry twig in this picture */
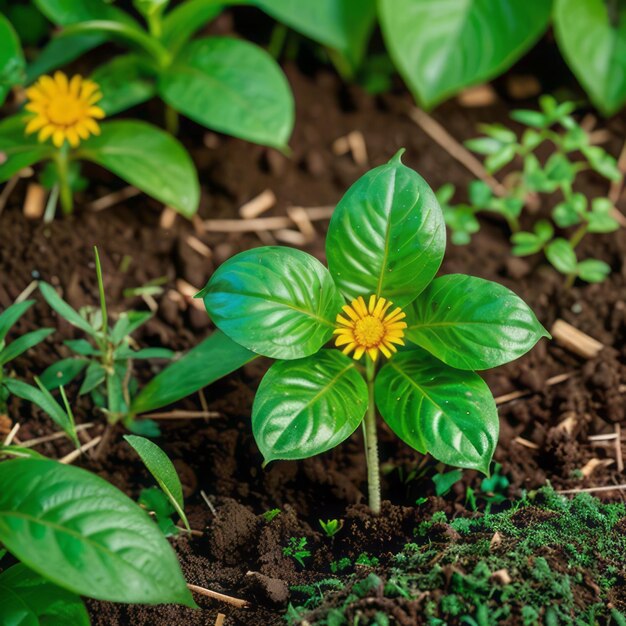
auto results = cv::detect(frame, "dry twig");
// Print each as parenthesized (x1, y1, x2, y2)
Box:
(187, 583, 248, 609)
(141, 410, 220, 420)
(551, 320, 603, 359)
(59, 435, 102, 464)
(239, 189, 276, 219)
(87, 186, 140, 212)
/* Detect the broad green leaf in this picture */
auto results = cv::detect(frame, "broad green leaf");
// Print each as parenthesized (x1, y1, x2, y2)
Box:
(545, 238, 577, 274)
(379, 0, 552, 108)
(161, 0, 223, 52)
(0, 564, 89, 626)
(124, 434, 190, 531)
(554, 0, 626, 115)
(0, 14, 25, 106)
(577, 259, 611, 283)
(34, 0, 140, 28)
(587, 198, 620, 233)
(0, 445, 47, 459)
(92, 54, 157, 115)
(159, 36, 294, 149)
(39, 357, 88, 390)
(39, 282, 96, 336)
(130, 330, 256, 415)
(0, 115, 55, 183)
(0, 328, 55, 366)
(252, 0, 376, 68)
(201, 247, 343, 360)
(406, 274, 549, 371)
(77, 120, 199, 218)
(0, 458, 195, 606)
(326, 151, 445, 306)
(4, 379, 77, 445)
(375, 349, 498, 474)
(252, 350, 367, 462)
(0, 299, 34, 343)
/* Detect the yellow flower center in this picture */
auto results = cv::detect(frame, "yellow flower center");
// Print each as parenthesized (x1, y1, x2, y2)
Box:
(23, 71, 106, 148)
(354, 316, 385, 347)
(333, 294, 407, 362)
(47, 96, 83, 126)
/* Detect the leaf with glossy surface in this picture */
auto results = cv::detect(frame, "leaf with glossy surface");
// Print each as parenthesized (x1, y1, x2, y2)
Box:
(406, 274, 549, 370)
(375, 349, 498, 474)
(202, 247, 343, 360)
(124, 435, 189, 531)
(159, 36, 294, 149)
(326, 151, 445, 306)
(0, 329, 55, 366)
(0, 564, 89, 626)
(78, 120, 199, 217)
(92, 54, 157, 115)
(131, 330, 257, 415)
(0, 15, 25, 106)
(34, 0, 139, 27)
(0, 458, 195, 605)
(379, 0, 552, 108)
(252, 0, 376, 67)
(161, 0, 223, 52)
(252, 350, 367, 463)
(0, 115, 55, 183)
(554, 0, 626, 115)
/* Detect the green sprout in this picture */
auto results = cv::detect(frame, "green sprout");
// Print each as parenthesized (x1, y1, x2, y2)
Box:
(198, 151, 548, 513)
(263, 508, 281, 523)
(319, 519, 343, 538)
(443, 95, 622, 285)
(283, 537, 311, 568)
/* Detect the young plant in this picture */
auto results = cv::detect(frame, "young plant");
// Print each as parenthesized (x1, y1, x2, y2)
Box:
(0, 457, 195, 613)
(198, 151, 548, 513)
(39, 247, 174, 429)
(443, 96, 622, 285)
(283, 537, 311, 568)
(319, 519, 343, 538)
(30, 0, 294, 146)
(0, 71, 199, 220)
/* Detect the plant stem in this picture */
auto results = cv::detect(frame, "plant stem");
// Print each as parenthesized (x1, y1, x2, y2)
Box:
(93, 246, 108, 335)
(569, 224, 588, 249)
(364, 356, 381, 515)
(55, 149, 73, 216)
(165, 105, 179, 135)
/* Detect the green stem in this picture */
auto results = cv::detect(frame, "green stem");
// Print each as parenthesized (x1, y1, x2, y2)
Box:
(147, 11, 162, 39)
(268, 22, 288, 59)
(569, 224, 588, 249)
(364, 356, 381, 515)
(165, 105, 179, 135)
(55, 149, 73, 216)
(94, 246, 108, 336)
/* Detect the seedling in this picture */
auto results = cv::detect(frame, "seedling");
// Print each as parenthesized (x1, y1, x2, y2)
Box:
(199, 151, 548, 513)
(32, 0, 293, 147)
(39, 247, 173, 430)
(283, 537, 311, 568)
(0, 71, 199, 220)
(442, 96, 622, 285)
(263, 508, 281, 523)
(319, 518, 343, 538)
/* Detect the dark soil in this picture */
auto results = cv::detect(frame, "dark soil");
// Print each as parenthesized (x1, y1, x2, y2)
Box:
(1, 20, 626, 624)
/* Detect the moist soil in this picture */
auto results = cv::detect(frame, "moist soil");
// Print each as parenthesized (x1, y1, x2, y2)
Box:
(1, 20, 626, 624)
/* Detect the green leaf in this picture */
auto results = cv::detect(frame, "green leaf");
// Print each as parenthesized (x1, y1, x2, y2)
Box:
(554, 0, 626, 115)
(0, 115, 56, 183)
(511, 220, 554, 256)
(252, 350, 367, 463)
(252, 0, 376, 68)
(511, 109, 548, 128)
(0, 299, 34, 343)
(0, 445, 47, 460)
(552, 193, 586, 228)
(65, 338, 100, 356)
(375, 349, 498, 474)
(0, 14, 25, 105)
(124, 434, 190, 531)
(77, 120, 199, 218)
(39, 358, 88, 390)
(432, 469, 463, 497)
(79, 362, 106, 395)
(484, 145, 517, 174)
(326, 150, 445, 307)
(576, 258, 611, 283)
(161, 0, 223, 52)
(379, 0, 552, 108)
(3, 379, 77, 445)
(406, 274, 549, 370)
(545, 238, 577, 274)
(117, 346, 174, 360)
(582, 145, 622, 181)
(92, 54, 157, 115)
(544, 152, 576, 187)
(0, 328, 55, 366)
(111, 311, 153, 345)
(0, 563, 89, 626)
(587, 198, 620, 233)
(0, 458, 195, 605)
(39, 282, 97, 336)
(34, 0, 139, 27)
(159, 36, 294, 149)
(202, 247, 343, 360)
(131, 330, 257, 415)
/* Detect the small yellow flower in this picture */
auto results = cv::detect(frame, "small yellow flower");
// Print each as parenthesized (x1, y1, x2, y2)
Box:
(24, 71, 105, 148)
(334, 295, 407, 361)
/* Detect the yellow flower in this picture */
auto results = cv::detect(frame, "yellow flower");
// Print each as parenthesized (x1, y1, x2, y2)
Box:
(24, 72, 105, 148)
(334, 295, 407, 361)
